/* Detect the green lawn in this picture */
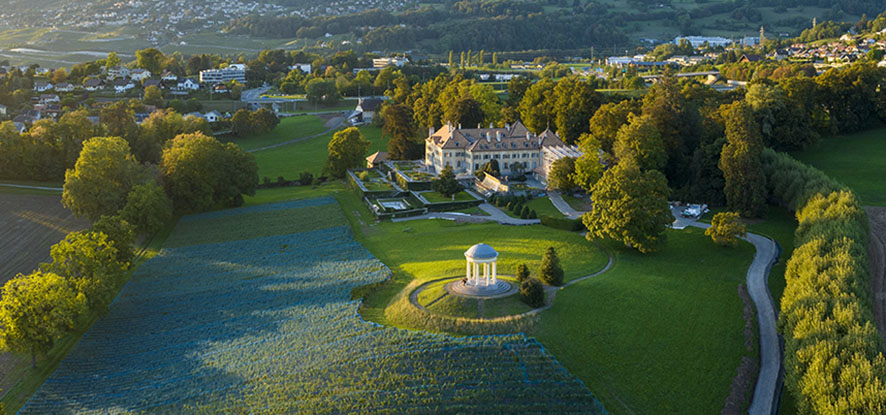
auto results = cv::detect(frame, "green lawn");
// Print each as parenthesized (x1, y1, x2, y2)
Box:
(251, 125, 386, 180)
(793, 127, 886, 206)
(526, 196, 565, 218)
(333, 191, 609, 325)
(227, 115, 329, 151)
(563, 194, 591, 211)
(535, 228, 755, 415)
(242, 181, 347, 207)
(421, 191, 475, 203)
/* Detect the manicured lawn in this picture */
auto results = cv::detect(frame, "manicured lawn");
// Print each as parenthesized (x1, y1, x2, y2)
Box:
(334, 191, 609, 325)
(535, 228, 755, 415)
(242, 181, 347, 207)
(421, 191, 475, 203)
(793, 127, 886, 206)
(563, 194, 591, 211)
(251, 125, 386, 180)
(526, 196, 565, 218)
(227, 115, 329, 151)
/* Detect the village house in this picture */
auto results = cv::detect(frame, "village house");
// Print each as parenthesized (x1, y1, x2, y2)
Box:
(0, 104, 6, 118)
(55, 82, 75, 92)
(39, 94, 60, 104)
(113, 78, 136, 93)
(366, 151, 389, 169)
(199, 64, 246, 84)
(161, 71, 178, 82)
(107, 66, 131, 80)
(84, 78, 104, 91)
(130, 69, 152, 82)
(372, 57, 409, 68)
(175, 78, 200, 91)
(424, 120, 574, 179)
(33, 81, 53, 92)
(144, 79, 162, 89)
(203, 110, 223, 123)
(349, 97, 382, 125)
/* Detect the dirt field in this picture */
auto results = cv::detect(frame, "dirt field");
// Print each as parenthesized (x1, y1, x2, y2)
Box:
(0, 194, 89, 394)
(0, 194, 88, 283)
(868, 207, 886, 342)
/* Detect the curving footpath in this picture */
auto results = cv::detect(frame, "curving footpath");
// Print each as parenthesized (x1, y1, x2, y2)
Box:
(678, 213, 781, 415)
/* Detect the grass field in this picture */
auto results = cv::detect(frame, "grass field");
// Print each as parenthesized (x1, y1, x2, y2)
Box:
(252, 125, 386, 180)
(526, 196, 565, 218)
(535, 229, 755, 415)
(421, 191, 475, 203)
(226, 115, 329, 151)
(20, 197, 606, 413)
(794, 127, 886, 206)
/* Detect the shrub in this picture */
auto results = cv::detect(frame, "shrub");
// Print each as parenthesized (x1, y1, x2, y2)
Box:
(263, 176, 271, 186)
(539, 247, 564, 286)
(520, 206, 529, 219)
(299, 171, 314, 186)
(528, 210, 538, 219)
(358, 171, 370, 181)
(276, 176, 286, 185)
(520, 278, 545, 308)
(516, 263, 530, 282)
(705, 211, 747, 247)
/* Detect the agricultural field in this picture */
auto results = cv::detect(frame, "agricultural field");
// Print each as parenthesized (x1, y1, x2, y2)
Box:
(252, 125, 387, 180)
(21, 197, 605, 413)
(794, 127, 886, 206)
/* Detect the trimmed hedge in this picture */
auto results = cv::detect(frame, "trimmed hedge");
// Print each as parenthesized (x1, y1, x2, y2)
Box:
(764, 150, 886, 413)
(539, 215, 584, 232)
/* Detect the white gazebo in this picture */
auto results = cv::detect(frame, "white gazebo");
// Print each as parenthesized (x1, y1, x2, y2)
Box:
(464, 243, 498, 286)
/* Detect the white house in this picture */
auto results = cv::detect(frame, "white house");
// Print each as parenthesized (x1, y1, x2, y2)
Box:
(203, 110, 223, 123)
(130, 69, 152, 82)
(0, 104, 6, 117)
(39, 94, 60, 104)
(289, 63, 312, 73)
(113, 78, 135, 93)
(55, 82, 75, 92)
(161, 71, 178, 82)
(349, 97, 382, 125)
(33, 81, 53, 92)
(107, 66, 131, 80)
(175, 78, 200, 91)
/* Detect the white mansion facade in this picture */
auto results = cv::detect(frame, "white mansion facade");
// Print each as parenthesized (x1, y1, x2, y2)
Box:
(424, 120, 578, 179)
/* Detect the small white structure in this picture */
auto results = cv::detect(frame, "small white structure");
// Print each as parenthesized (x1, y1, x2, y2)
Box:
(464, 243, 499, 287)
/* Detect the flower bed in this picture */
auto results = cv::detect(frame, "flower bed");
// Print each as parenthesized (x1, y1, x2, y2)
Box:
(21, 200, 605, 414)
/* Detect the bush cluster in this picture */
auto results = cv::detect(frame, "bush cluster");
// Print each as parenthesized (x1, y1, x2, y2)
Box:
(764, 150, 886, 412)
(489, 194, 537, 219)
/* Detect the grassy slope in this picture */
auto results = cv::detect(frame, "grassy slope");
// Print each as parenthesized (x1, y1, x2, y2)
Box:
(535, 229, 754, 415)
(252, 125, 386, 180)
(526, 196, 565, 218)
(793, 127, 886, 207)
(227, 115, 329, 151)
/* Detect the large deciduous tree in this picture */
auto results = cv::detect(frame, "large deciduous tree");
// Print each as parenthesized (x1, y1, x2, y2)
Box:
(135, 48, 166, 74)
(572, 134, 604, 192)
(451, 97, 485, 129)
(305, 78, 340, 106)
(325, 127, 370, 178)
(553, 77, 601, 144)
(383, 104, 422, 160)
(518, 78, 556, 133)
(705, 211, 747, 247)
(547, 157, 577, 192)
(613, 114, 667, 172)
(62, 136, 148, 221)
(121, 182, 174, 236)
(583, 160, 671, 253)
(41, 231, 127, 312)
(0, 271, 87, 368)
(589, 99, 641, 154)
(719, 101, 767, 218)
(161, 133, 258, 212)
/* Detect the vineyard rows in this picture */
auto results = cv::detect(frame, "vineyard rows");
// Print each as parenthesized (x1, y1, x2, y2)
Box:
(21, 200, 605, 414)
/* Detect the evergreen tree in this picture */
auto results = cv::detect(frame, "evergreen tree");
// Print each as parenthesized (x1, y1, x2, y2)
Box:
(520, 278, 545, 308)
(516, 263, 530, 282)
(719, 101, 767, 218)
(538, 247, 564, 286)
(431, 166, 462, 197)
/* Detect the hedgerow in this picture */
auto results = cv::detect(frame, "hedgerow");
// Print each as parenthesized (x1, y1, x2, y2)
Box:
(21, 199, 606, 414)
(763, 149, 886, 413)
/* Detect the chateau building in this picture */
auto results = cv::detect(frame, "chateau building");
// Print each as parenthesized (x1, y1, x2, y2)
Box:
(424, 120, 573, 179)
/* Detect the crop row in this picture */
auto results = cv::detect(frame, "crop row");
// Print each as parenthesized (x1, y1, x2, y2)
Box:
(21, 200, 605, 414)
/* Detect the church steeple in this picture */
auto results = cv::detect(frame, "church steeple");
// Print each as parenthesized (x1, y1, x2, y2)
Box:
(759, 26, 765, 46)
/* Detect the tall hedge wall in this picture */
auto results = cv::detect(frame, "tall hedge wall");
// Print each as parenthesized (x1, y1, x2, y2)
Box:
(763, 148, 886, 413)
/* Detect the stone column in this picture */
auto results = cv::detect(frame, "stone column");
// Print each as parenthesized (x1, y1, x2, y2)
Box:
(484, 263, 490, 286)
(466, 260, 471, 282)
(492, 261, 497, 284)
(473, 262, 479, 285)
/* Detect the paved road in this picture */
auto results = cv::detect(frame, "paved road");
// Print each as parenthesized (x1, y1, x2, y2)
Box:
(548, 191, 584, 219)
(0, 183, 63, 191)
(240, 86, 271, 102)
(672, 206, 781, 415)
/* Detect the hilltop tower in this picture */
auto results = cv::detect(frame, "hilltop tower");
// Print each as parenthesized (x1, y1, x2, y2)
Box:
(759, 26, 765, 45)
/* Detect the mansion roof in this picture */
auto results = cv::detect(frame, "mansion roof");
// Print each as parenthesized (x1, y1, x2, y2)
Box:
(427, 120, 566, 152)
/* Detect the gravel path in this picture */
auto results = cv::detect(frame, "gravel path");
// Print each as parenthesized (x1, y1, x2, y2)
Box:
(548, 191, 584, 219)
(392, 203, 541, 226)
(675, 211, 781, 415)
(866, 207, 886, 344)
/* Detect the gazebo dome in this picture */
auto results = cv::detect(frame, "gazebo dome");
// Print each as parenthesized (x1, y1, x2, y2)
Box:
(464, 243, 498, 260)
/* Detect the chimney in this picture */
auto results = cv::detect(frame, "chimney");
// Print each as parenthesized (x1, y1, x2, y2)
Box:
(526, 132, 531, 140)
(505, 123, 510, 132)
(485, 133, 491, 143)
(477, 123, 481, 128)
(429, 126, 434, 137)
(489, 123, 493, 128)
(496, 133, 501, 142)
(458, 123, 462, 129)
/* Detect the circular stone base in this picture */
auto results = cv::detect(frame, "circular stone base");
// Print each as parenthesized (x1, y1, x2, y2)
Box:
(446, 279, 514, 298)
